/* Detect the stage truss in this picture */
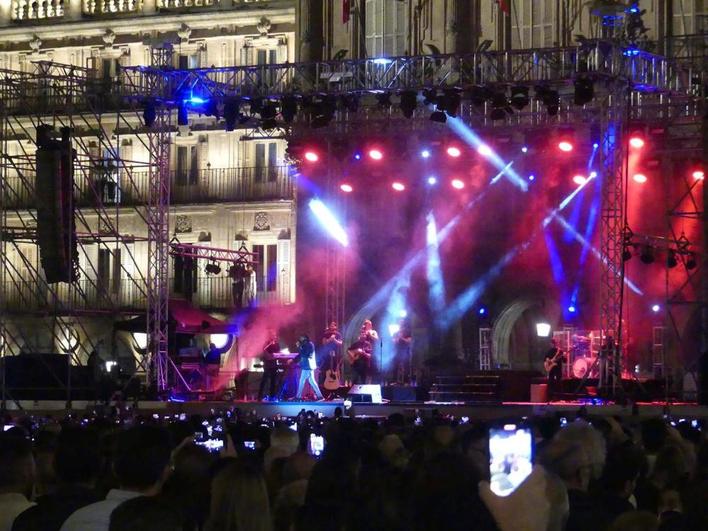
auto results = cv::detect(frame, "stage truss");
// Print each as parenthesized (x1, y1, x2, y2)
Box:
(0, 40, 703, 395)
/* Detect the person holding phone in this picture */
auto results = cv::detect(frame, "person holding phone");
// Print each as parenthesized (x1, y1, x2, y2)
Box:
(293, 335, 324, 401)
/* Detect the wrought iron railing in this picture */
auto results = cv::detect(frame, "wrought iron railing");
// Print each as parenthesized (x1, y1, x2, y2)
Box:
(157, 0, 218, 10)
(2, 165, 293, 209)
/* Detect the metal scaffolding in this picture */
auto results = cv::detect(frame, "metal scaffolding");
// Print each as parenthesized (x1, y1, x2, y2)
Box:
(0, 38, 702, 397)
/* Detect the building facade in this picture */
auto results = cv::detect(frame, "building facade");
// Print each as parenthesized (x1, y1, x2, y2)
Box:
(0, 0, 297, 370)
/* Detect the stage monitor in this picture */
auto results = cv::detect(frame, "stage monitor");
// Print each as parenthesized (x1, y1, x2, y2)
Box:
(347, 384, 382, 404)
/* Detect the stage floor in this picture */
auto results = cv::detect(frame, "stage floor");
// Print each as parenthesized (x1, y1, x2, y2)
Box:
(4, 399, 708, 420)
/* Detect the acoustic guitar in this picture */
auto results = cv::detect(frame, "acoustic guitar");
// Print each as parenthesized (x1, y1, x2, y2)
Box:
(323, 353, 341, 391)
(347, 348, 371, 364)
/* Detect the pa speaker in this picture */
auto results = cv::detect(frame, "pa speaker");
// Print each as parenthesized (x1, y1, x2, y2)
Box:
(347, 384, 382, 404)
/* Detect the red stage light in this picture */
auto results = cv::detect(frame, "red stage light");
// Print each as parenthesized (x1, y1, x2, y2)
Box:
(304, 151, 319, 162)
(368, 149, 383, 160)
(632, 173, 648, 184)
(391, 182, 406, 191)
(340, 184, 353, 193)
(446, 146, 461, 158)
(572, 175, 587, 186)
(451, 179, 465, 189)
(692, 169, 705, 180)
(558, 141, 573, 152)
(629, 136, 645, 149)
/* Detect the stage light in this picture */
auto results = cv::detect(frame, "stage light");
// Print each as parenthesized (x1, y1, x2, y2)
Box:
(528, 175, 535, 181)
(667, 249, 678, 268)
(392, 182, 406, 191)
(211, 334, 231, 349)
(639, 245, 655, 264)
(205, 262, 222, 275)
(427, 176, 438, 185)
(477, 144, 493, 157)
(568, 305, 576, 313)
(451, 179, 465, 189)
(132, 332, 148, 350)
(430, 110, 447, 123)
(537, 86, 560, 116)
(692, 170, 704, 180)
(178, 104, 189, 126)
(651, 304, 661, 313)
(388, 323, 401, 337)
(593, 142, 600, 148)
(447, 146, 461, 158)
(369, 149, 383, 160)
(686, 253, 697, 270)
(280, 95, 298, 123)
(589, 171, 598, 178)
(142, 101, 156, 127)
(510, 86, 530, 110)
(536, 323, 551, 337)
(623, 247, 633, 261)
(420, 149, 431, 159)
(309, 198, 349, 247)
(478, 307, 487, 316)
(304, 151, 319, 162)
(521, 146, 528, 153)
(340, 184, 353, 193)
(573, 77, 594, 106)
(558, 141, 573, 152)
(398, 309, 408, 318)
(629, 135, 645, 148)
(573, 174, 587, 185)
(437, 89, 461, 117)
(399, 90, 418, 118)
(632, 173, 648, 183)
(354, 153, 362, 160)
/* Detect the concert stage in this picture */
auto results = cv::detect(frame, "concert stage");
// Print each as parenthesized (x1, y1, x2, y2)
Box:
(4, 398, 707, 423)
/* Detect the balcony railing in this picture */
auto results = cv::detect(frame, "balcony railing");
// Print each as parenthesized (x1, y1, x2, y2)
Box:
(11, 0, 64, 20)
(82, 0, 142, 15)
(158, 0, 218, 10)
(2, 165, 293, 210)
(2, 277, 284, 313)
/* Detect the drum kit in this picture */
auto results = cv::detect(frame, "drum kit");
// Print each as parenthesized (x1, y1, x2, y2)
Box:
(570, 333, 600, 379)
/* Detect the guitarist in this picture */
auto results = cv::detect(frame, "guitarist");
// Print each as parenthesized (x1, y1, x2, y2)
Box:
(544, 339, 565, 394)
(348, 320, 378, 384)
(318, 321, 343, 388)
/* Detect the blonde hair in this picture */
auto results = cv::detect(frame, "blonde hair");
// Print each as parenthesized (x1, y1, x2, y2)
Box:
(206, 461, 272, 531)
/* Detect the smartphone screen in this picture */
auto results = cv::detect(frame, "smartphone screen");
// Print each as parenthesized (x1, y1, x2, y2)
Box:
(308, 434, 325, 457)
(488, 424, 533, 497)
(194, 432, 224, 453)
(243, 440, 256, 450)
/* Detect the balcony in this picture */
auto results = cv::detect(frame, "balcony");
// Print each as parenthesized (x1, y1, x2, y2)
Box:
(11, 0, 65, 21)
(82, 0, 142, 16)
(2, 165, 294, 210)
(157, 0, 219, 11)
(3, 276, 285, 314)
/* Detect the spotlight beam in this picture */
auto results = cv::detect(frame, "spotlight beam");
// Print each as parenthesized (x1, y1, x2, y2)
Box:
(447, 117, 528, 191)
(308, 198, 349, 247)
(426, 212, 446, 315)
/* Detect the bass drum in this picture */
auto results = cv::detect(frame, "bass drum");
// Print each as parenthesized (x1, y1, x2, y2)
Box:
(572, 358, 589, 379)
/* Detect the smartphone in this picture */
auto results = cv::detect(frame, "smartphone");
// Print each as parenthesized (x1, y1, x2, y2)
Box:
(243, 440, 256, 450)
(288, 423, 298, 432)
(3, 425, 14, 432)
(488, 424, 534, 497)
(308, 434, 325, 457)
(560, 417, 568, 427)
(194, 432, 224, 454)
(179, 413, 187, 421)
(343, 399, 352, 410)
(691, 419, 699, 429)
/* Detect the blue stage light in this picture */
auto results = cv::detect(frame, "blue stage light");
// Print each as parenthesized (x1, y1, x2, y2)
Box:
(528, 175, 535, 181)
(427, 176, 438, 186)
(309, 198, 349, 247)
(651, 304, 660, 313)
(421, 149, 431, 159)
(568, 305, 576, 313)
(521, 146, 528, 153)
(478, 307, 487, 316)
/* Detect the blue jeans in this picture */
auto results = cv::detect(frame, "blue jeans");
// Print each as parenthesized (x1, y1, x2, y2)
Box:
(296, 368, 323, 400)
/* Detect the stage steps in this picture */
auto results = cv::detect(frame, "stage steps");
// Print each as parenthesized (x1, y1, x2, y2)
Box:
(428, 374, 502, 403)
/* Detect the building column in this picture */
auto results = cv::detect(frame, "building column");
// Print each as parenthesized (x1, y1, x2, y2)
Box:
(444, 0, 477, 54)
(143, 0, 157, 15)
(68, 0, 83, 20)
(296, 0, 324, 62)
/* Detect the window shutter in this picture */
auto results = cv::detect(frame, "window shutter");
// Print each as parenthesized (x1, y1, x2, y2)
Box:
(240, 44, 253, 66)
(277, 240, 290, 303)
(111, 248, 121, 294)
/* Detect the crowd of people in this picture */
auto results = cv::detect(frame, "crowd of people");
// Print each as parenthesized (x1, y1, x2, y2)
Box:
(0, 405, 707, 531)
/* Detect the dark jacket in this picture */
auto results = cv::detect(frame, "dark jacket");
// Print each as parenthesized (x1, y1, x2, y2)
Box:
(294, 340, 316, 370)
